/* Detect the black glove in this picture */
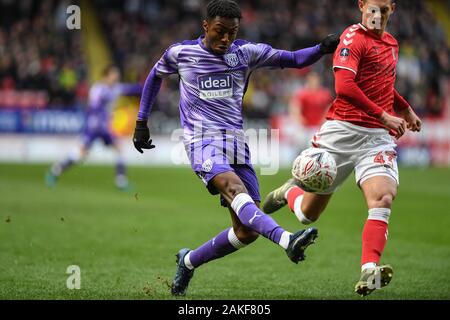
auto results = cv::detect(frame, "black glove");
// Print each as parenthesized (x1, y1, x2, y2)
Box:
(319, 34, 340, 54)
(133, 120, 155, 153)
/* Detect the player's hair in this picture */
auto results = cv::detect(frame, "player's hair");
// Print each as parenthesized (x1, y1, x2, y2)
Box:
(362, 0, 396, 3)
(102, 64, 118, 77)
(206, 0, 242, 21)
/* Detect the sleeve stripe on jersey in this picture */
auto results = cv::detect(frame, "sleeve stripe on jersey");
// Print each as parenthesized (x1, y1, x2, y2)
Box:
(343, 39, 353, 46)
(358, 23, 368, 31)
(343, 29, 357, 46)
(333, 66, 357, 75)
(349, 25, 359, 32)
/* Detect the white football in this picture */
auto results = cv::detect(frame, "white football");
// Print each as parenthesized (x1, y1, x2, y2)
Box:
(292, 147, 337, 193)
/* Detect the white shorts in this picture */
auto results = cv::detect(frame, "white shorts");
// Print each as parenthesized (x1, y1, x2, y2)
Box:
(311, 120, 399, 195)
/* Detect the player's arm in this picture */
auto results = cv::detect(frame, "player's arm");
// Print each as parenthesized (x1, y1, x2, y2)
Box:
(334, 68, 407, 138)
(278, 34, 340, 68)
(133, 67, 163, 153)
(136, 68, 163, 122)
(246, 35, 339, 70)
(393, 89, 422, 132)
(133, 44, 180, 153)
(119, 83, 143, 96)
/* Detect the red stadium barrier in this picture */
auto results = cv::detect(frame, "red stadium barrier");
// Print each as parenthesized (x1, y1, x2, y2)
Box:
(0, 90, 49, 109)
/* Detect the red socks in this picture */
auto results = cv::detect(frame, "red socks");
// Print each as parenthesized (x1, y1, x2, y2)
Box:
(288, 189, 391, 268)
(286, 186, 304, 212)
(361, 219, 388, 265)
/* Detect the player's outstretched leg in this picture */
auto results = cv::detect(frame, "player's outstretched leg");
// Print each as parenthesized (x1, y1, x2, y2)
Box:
(115, 157, 130, 191)
(231, 193, 318, 263)
(112, 143, 130, 191)
(171, 227, 249, 296)
(263, 180, 332, 226)
(46, 150, 83, 187)
(211, 171, 319, 264)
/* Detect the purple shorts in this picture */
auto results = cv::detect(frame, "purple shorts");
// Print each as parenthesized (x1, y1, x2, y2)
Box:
(82, 129, 115, 148)
(82, 113, 116, 148)
(188, 139, 260, 207)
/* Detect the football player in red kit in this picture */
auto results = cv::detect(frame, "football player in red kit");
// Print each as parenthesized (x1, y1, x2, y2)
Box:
(263, 0, 422, 296)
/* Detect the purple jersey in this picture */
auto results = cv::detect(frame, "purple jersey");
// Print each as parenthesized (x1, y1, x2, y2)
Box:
(150, 36, 322, 145)
(138, 36, 323, 202)
(82, 82, 141, 148)
(87, 83, 141, 131)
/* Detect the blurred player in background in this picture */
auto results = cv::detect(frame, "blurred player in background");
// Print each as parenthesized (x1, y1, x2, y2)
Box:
(46, 65, 141, 190)
(263, 0, 422, 296)
(133, 0, 339, 296)
(289, 71, 333, 151)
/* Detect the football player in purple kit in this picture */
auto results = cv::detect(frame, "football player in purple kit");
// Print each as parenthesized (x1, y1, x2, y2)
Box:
(133, 0, 339, 296)
(46, 65, 141, 190)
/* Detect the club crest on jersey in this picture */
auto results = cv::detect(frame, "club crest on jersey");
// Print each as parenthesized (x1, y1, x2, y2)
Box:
(202, 159, 213, 172)
(198, 74, 233, 100)
(339, 48, 350, 62)
(224, 53, 239, 67)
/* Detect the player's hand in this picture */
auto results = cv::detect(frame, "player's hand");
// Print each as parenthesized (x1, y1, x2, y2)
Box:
(319, 34, 340, 54)
(133, 120, 155, 153)
(397, 107, 422, 132)
(380, 111, 408, 139)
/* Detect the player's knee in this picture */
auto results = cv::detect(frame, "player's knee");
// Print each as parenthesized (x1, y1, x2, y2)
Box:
(234, 227, 259, 244)
(379, 193, 394, 208)
(70, 148, 84, 163)
(213, 174, 249, 204)
(371, 193, 395, 209)
(227, 182, 247, 200)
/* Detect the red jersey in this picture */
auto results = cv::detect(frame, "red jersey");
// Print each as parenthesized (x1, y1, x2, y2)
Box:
(327, 23, 399, 128)
(293, 88, 332, 127)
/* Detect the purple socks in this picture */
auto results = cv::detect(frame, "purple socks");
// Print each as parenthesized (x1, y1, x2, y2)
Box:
(231, 193, 288, 244)
(185, 228, 246, 269)
(184, 193, 292, 270)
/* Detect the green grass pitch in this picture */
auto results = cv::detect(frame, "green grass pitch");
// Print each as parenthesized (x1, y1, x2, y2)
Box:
(0, 163, 449, 300)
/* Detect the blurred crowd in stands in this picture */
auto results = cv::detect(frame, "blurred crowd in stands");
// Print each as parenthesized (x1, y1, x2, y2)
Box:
(0, 0, 86, 107)
(0, 0, 449, 120)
